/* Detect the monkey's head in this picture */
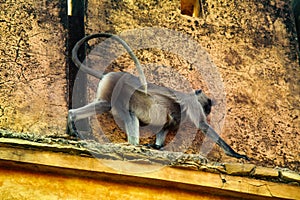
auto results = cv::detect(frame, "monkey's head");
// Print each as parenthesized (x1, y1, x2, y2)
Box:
(195, 90, 213, 115)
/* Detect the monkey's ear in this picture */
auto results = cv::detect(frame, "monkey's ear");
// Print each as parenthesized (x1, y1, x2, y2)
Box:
(195, 90, 202, 95)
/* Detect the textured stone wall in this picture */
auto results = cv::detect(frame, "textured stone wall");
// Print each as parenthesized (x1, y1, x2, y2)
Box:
(0, 1, 299, 198)
(0, 0, 298, 173)
(85, 0, 300, 172)
(0, 0, 67, 135)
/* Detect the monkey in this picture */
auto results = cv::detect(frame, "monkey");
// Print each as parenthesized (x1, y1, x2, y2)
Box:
(67, 33, 249, 161)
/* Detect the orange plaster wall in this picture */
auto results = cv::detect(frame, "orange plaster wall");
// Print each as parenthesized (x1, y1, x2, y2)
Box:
(0, 168, 228, 200)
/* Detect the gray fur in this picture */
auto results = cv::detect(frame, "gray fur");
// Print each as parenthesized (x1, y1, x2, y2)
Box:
(68, 72, 249, 160)
(67, 33, 249, 160)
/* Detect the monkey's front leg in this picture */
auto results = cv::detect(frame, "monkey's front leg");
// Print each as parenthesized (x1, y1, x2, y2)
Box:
(199, 121, 250, 160)
(124, 111, 140, 145)
(143, 129, 168, 149)
(67, 100, 111, 137)
(153, 129, 168, 149)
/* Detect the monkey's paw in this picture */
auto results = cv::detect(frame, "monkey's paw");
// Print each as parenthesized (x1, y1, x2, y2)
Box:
(144, 143, 164, 150)
(67, 112, 80, 138)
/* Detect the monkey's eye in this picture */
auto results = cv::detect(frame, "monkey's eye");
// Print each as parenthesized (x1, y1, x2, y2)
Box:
(195, 90, 202, 95)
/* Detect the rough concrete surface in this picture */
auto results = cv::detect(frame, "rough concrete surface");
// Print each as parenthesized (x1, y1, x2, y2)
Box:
(0, 0, 299, 177)
(0, 0, 67, 135)
(85, 0, 300, 172)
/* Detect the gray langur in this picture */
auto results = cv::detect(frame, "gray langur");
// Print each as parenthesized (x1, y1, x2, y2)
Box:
(67, 33, 249, 160)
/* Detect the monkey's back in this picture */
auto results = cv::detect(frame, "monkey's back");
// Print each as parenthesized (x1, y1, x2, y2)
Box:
(95, 72, 126, 102)
(96, 72, 183, 128)
(140, 83, 182, 128)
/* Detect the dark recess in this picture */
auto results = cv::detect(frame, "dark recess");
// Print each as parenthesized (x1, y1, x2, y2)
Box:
(292, 0, 300, 62)
(67, 0, 89, 132)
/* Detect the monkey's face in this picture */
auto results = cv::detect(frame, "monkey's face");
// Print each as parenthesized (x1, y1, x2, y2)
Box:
(195, 90, 213, 116)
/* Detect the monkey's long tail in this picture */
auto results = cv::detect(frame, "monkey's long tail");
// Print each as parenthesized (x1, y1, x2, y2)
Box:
(72, 33, 148, 93)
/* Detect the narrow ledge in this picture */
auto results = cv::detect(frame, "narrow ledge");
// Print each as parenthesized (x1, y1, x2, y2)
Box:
(0, 128, 299, 186)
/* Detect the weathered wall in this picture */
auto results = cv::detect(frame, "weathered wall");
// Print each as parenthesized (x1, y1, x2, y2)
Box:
(85, 0, 300, 172)
(0, 0, 67, 135)
(0, 1, 298, 199)
(0, 0, 298, 174)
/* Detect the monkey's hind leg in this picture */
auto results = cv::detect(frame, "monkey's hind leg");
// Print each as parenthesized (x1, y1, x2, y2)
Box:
(67, 100, 111, 137)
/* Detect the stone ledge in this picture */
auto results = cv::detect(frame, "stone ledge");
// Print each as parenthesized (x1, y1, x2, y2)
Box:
(0, 143, 299, 199)
(252, 166, 279, 179)
(280, 170, 300, 183)
(0, 128, 299, 186)
(224, 163, 256, 176)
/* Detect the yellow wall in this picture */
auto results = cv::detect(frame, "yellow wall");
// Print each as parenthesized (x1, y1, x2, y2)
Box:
(0, 142, 299, 200)
(0, 167, 231, 200)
